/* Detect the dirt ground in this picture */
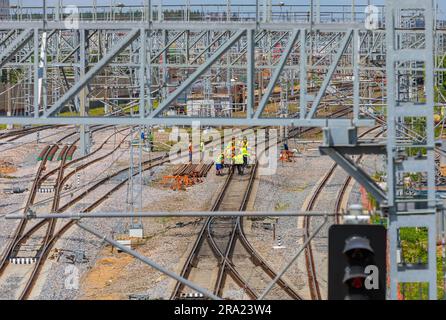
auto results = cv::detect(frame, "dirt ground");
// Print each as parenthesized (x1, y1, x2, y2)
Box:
(0, 160, 17, 175)
(77, 163, 225, 300)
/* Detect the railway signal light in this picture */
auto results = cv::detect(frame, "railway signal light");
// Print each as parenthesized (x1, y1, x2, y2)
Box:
(328, 225, 387, 300)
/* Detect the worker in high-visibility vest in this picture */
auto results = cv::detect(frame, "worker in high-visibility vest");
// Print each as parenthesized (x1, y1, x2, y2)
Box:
(148, 131, 154, 152)
(200, 140, 205, 162)
(224, 144, 232, 164)
(242, 136, 248, 149)
(230, 137, 236, 160)
(215, 152, 225, 176)
(225, 139, 236, 165)
(188, 142, 193, 163)
(241, 146, 250, 168)
(234, 152, 245, 175)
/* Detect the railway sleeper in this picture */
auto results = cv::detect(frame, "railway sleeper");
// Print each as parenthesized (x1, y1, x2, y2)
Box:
(9, 257, 37, 265)
(180, 293, 206, 300)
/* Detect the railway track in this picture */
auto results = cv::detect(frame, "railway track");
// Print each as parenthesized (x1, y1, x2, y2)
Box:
(0, 127, 132, 299)
(334, 129, 386, 223)
(0, 128, 82, 279)
(18, 143, 71, 299)
(0, 125, 63, 142)
(171, 164, 302, 300)
(169, 106, 353, 300)
(0, 146, 55, 278)
(0, 106, 356, 299)
(13, 153, 172, 297)
(301, 126, 383, 300)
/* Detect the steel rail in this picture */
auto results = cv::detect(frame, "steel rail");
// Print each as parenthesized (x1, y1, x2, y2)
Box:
(334, 130, 386, 223)
(0, 145, 55, 276)
(9, 127, 128, 249)
(18, 142, 71, 300)
(0, 127, 127, 298)
(302, 125, 381, 300)
(15, 156, 171, 300)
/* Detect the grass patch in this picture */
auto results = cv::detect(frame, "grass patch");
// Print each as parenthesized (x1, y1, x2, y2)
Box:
(274, 202, 290, 211)
(60, 106, 105, 117)
(399, 227, 445, 299)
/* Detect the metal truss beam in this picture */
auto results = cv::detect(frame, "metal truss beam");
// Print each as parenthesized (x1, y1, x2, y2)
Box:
(386, 0, 438, 300)
(18, 30, 58, 64)
(43, 29, 141, 117)
(190, 31, 228, 64)
(0, 116, 374, 127)
(254, 29, 300, 119)
(0, 30, 15, 47)
(306, 30, 353, 119)
(148, 29, 245, 119)
(0, 21, 368, 32)
(150, 31, 185, 63)
(0, 29, 33, 69)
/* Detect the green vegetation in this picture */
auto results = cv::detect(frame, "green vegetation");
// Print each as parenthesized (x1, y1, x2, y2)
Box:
(274, 202, 290, 212)
(59, 100, 159, 118)
(370, 212, 387, 227)
(60, 106, 105, 117)
(398, 227, 445, 299)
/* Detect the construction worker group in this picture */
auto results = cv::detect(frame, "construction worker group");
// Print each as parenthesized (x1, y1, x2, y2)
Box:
(216, 136, 250, 176)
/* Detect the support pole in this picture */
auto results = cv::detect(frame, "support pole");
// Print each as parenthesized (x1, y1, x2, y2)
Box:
(353, 28, 360, 122)
(247, 29, 255, 119)
(139, 28, 147, 118)
(79, 30, 89, 156)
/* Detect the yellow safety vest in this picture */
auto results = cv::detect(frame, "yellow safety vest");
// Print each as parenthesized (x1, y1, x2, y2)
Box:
(225, 144, 235, 159)
(216, 154, 224, 164)
(235, 154, 244, 165)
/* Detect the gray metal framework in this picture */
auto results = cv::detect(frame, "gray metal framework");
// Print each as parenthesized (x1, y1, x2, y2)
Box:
(385, 0, 438, 300)
(0, 1, 444, 300)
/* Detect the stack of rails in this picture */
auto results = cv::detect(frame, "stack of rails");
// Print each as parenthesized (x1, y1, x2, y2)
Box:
(37, 146, 51, 161)
(173, 162, 214, 178)
(57, 146, 68, 161)
(65, 145, 77, 161)
(46, 146, 59, 161)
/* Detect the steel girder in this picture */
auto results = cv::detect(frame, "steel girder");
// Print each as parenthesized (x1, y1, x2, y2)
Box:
(44, 29, 141, 117)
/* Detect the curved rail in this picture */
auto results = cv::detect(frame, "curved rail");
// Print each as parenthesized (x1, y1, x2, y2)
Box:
(172, 163, 303, 300)
(19, 144, 71, 299)
(302, 126, 381, 300)
(0, 145, 56, 276)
